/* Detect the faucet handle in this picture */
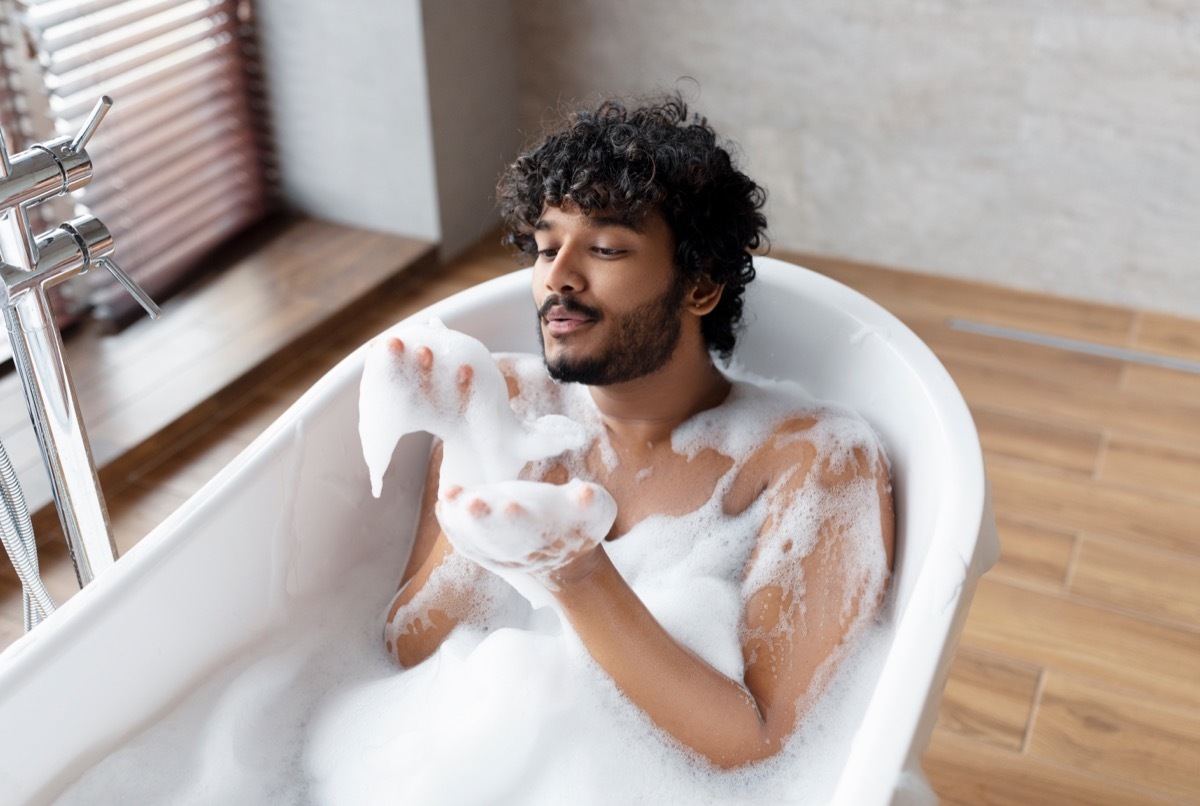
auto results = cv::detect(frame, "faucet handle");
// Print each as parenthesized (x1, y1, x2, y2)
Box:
(94, 257, 161, 319)
(65, 96, 113, 156)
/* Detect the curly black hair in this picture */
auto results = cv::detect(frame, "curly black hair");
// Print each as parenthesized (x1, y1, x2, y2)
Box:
(496, 95, 768, 360)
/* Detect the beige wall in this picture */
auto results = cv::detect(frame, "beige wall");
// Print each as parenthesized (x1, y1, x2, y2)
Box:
(513, 0, 1200, 319)
(422, 0, 522, 256)
(256, 0, 523, 258)
(254, 0, 442, 242)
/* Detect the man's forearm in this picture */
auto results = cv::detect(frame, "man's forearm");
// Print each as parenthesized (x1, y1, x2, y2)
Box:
(386, 533, 478, 667)
(551, 548, 783, 768)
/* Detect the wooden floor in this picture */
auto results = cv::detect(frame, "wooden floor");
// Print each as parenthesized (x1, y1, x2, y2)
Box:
(2, 232, 1198, 804)
(792, 253, 1200, 805)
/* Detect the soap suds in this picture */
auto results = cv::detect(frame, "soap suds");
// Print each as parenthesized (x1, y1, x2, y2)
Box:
(56, 559, 893, 805)
(383, 548, 528, 650)
(436, 477, 617, 581)
(359, 318, 587, 493)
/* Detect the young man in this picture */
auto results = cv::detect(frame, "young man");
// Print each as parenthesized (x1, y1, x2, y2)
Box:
(381, 97, 894, 770)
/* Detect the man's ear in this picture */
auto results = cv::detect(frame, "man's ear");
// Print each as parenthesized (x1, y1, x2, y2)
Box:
(686, 278, 724, 315)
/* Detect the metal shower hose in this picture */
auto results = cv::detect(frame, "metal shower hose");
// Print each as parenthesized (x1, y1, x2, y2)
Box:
(0, 437, 55, 631)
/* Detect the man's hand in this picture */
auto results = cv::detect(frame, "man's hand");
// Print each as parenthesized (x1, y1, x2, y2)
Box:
(360, 319, 587, 494)
(435, 478, 617, 582)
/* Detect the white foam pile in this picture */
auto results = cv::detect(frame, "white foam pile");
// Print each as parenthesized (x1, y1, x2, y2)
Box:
(359, 318, 586, 494)
(57, 320, 896, 805)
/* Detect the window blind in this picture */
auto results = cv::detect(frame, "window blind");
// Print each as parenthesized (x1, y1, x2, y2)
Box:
(0, 4, 53, 237)
(0, 16, 26, 146)
(0, 14, 18, 365)
(17, 0, 275, 323)
(1, 6, 61, 365)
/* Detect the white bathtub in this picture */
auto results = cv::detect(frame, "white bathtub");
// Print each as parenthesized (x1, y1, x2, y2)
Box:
(0, 256, 997, 804)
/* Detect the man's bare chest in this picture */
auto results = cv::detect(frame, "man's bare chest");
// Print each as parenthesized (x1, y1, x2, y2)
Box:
(575, 440, 738, 540)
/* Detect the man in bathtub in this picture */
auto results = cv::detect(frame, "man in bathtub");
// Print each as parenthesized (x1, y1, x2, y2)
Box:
(373, 95, 894, 771)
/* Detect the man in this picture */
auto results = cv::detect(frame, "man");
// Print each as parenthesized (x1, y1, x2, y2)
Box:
(381, 96, 894, 770)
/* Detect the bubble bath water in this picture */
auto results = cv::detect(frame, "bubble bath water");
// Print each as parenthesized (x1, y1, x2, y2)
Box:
(56, 561, 891, 805)
(57, 322, 894, 805)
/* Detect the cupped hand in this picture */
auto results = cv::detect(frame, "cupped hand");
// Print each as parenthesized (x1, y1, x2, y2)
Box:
(435, 478, 617, 582)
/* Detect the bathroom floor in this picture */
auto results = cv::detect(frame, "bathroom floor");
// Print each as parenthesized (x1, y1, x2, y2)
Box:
(1, 235, 1196, 804)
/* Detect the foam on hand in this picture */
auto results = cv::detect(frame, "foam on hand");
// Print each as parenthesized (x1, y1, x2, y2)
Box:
(358, 318, 586, 495)
(436, 478, 617, 580)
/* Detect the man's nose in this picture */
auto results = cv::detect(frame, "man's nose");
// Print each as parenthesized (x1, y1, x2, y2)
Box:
(543, 244, 586, 294)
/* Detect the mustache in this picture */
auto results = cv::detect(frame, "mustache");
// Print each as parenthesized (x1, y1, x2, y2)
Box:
(538, 294, 602, 321)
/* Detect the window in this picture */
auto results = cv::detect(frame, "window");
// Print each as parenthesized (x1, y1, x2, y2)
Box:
(4, 0, 275, 324)
(0, 13, 30, 152)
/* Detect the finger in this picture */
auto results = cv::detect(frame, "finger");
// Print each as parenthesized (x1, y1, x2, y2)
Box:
(456, 364, 474, 402)
(416, 346, 434, 371)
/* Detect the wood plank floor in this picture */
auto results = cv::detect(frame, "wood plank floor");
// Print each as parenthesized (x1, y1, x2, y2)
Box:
(2, 233, 1197, 804)
(794, 252, 1200, 805)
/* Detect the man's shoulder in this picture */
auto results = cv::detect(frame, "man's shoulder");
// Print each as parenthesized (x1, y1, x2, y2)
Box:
(718, 380, 884, 466)
(770, 403, 872, 438)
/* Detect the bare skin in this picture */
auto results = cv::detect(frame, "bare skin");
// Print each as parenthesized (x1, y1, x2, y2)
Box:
(383, 204, 896, 769)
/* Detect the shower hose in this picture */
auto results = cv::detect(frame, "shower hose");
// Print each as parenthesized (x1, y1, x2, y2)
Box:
(0, 437, 56, 631)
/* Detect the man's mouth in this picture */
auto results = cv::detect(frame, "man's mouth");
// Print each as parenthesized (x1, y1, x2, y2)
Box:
(539, 297, 600, 337)
(543, 307, 593, 335)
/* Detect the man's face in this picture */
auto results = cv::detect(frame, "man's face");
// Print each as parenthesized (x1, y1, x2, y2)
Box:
(531, 204, 685, 386)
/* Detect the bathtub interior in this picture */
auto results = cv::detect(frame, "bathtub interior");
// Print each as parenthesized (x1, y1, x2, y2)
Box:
(0, 256, 995, 804)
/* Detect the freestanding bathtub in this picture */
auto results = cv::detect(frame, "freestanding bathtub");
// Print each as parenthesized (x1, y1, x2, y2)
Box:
(0, 256, 998, 804)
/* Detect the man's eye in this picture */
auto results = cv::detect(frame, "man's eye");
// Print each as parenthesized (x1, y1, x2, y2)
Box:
(594, 247, 625, 257)
(537, 248, 558, 260)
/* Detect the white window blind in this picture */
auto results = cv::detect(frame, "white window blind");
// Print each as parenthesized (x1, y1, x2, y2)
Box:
(0, 14, 23, 365)
(0, 5, 52, 232)
(0, 17, 26, 145)
(17, 0, 275, 323)
(2, 6, 71, 366)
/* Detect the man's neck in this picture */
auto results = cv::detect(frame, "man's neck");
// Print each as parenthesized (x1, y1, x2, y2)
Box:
(586, 345, 731, 448)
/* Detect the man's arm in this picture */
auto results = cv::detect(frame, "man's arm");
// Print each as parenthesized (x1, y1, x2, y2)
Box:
(548, 436, 894, 769)
(385, 443, 497, 667)
(382, 354, 537, 668)
(399, 441, 448, 586)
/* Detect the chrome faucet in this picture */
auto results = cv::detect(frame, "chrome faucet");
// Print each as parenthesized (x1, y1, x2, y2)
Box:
(0, 96, 161, 588)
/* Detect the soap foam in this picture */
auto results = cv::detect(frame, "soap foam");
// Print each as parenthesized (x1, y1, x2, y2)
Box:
(359, 318, 587, 494)
(383, 547, 531, 649)
(436, 477, 617, 580)
(55, 559, 893, 805)
(54, 561, 400, 805)
(58, 326, 898, 804)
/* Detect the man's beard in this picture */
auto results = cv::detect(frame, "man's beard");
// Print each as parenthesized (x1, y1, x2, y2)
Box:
(537, 279, 687, 386)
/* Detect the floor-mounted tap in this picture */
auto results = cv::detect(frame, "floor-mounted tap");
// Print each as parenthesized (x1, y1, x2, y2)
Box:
(0, 97, 161, 588)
